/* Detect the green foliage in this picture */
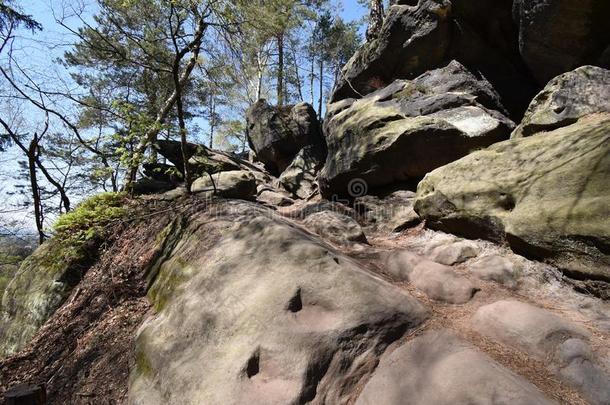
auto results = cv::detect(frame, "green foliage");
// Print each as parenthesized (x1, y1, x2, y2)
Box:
(51, 192, 129, 266)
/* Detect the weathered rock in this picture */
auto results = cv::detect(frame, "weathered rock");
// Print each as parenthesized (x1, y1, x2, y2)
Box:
(280, 200, 358, 221)
(426, 240, 479, 265)
(142, 162, 183, 184)
(129, 178, 176, 195)
(332, 0, 536, 118)
(354, 190, 420, 232)
(320, 61, 514, 197)
(415, 113, 610, 289)
(246, 100, 324, 175)
(513, 0, 610, 85)
(129, 202, 427, 404)
(469, 255, 520, 288)
(472, 300, 610, 404)
(385, 251, 477, 304)
(278, 145, 324, 199)
(191, 170, 257, 200)
(303, 211, 367, 245)
(257, 190, 294, 207)
(513, 66, 610, 138)
(356, 329, 556, 405)
(0, 242, 78, 357)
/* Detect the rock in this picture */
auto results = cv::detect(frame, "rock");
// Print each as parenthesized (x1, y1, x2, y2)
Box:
(468, 255, 520, 288)
(472, 300, 590, 358)
(191, 170, 257, 200)
(0, 242, 78, 357)
(142, 162, 183, 184)
(246, 100, 324, 175)
(414, 113, 610, 289)
(281, 200, 358, 221)
(256, 190, 294, 207)
(303, 211, 367, 245)
(278, 145, 323, 199)
(129, 202, 428, 404)
(320, 61, 514, 197)
(129, 178, 176, 195)
(332, 0, 536, 118)
(354, 191, 420, 232)
(513, 66, 610, 138)
(356, 329, 556, 405)
(472, 300, 609, 404)
(385, 251, 477, 304)
(514, 0, 610, 85)
(426, 240, 479, 265)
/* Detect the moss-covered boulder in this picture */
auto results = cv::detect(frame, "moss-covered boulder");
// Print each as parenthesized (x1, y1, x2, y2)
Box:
(320, 61, 514, 198)
(512, 66, 610, 138)
(414, 113, 610, 293)
(0, 193, 128, 357)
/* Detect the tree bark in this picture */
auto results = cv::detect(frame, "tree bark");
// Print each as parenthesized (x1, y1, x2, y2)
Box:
(318, 59, 324, 116)
(366, 0, 385, 41)
(276, 33, 284, 106)
(28, 138, 45, 244)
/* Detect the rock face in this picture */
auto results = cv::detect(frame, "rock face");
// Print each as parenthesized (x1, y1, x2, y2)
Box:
(513, 66, 610, 138)
(356, 329, 556, 405)
(246, 100, 324, 175)
(331, 0, 536, 117)
(129, 202, 428, 404)
(414, 113, 610, 291)
(320, 61, 514, 197)
(302, 211, 368, 245)
(514, 0, 610, 85)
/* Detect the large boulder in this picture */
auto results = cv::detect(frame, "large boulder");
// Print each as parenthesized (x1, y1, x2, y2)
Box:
(332, 0, 536, 118)
(513, 0, 610, 85)
(129, 202, 427, 404)
(414, 113, 610, 292)
(246, 100, 324, 175)
(320, 61, 514, 197)
(513, 66, 610, 138)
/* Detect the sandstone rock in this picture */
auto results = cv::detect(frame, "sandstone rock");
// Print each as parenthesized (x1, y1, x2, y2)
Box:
(320, 61, 514, 197)
(142, 162, 183, 184)
(469, 255, 520, 288)
(414, 113, 610, 288)
(426, 240, 479, 265)
(191, 170, 257, 200)
(472, 300, 609, 404)
(385, 251, 477, 304)
(278, 145, 323, 199)
(257, 190, 294, 207)
(246, 100, 324, 175)
(281, 200, 358, 221)
(356, 329, 556, 405)
(128, 178, 177, 195)
(0, 243, 77, 357)
(129, 202, 427, 404)
(513, 66, 610, 138)
(355, 192, 421, 232)
(332, 0, 536, 117)
(303, 211, 367, 245)
(514, 0, 610, 85)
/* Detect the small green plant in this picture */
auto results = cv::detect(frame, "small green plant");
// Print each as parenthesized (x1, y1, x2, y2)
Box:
(50, 192, 129, 269)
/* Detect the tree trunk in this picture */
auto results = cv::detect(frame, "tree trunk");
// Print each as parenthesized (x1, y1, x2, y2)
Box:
(310, 52, 315, 106)
(318, 59, 324, 116)
(291, 43, 303, 101)
(276, 33, 284, 106)
(28, 138, 44, 244)
(366, 0, 385, 41)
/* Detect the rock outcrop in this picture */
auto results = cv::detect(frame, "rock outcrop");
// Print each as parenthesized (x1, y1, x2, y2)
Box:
(246, 100, 324, 175)
(512, 65, 610, 138)
(320, 61, 514, 197)
(414, 113, 610, 293)
(129, 202, 427, 404)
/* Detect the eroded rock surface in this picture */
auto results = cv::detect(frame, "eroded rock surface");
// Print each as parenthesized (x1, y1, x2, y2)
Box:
(129, 202, 427, 405)
(356, 329, 557, 405)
